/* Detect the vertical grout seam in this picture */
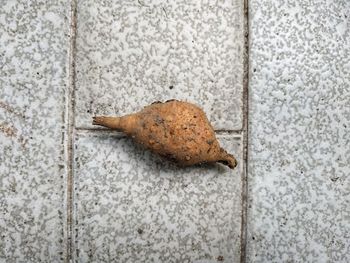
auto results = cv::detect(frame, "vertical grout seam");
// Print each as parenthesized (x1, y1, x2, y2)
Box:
(240, 0, 250, 262)
(65, 0, 78, 262)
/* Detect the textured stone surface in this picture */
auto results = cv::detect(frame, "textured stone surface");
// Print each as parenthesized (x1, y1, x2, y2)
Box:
(248, 0, 350, 262)
(73, 132, 242, 262)
(0, 1, 70, 262)
(74, 0, 244, 130)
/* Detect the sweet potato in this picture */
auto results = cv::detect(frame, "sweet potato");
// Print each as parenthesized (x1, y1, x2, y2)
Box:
(92, 100, 237, 169)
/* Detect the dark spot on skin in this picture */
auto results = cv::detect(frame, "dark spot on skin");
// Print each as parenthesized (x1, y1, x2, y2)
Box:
(207, 139, 214, 145)
(193, 115, 197, 118)
(217, 255, 224, 261)
(169, 85, 174, 90)
(155, 116, 164, 125)
(137, 228, 143, 234)
(252, 236, 255, 240)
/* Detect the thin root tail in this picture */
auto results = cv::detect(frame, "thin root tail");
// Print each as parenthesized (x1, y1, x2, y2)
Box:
(92, 116, 105, 126)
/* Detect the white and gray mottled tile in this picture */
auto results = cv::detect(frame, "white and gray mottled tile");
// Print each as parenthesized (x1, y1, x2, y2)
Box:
(74, 0, 244, 130)
(248, 0, 350, 262)
(0, 1, 70, 262)
(73, 132, 242, 263)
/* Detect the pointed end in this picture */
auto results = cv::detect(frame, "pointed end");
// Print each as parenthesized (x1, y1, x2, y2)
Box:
(92, 116, 103, 126)
(218, 149, 237, 169)
(226, 154, 237, 169)
(92, 116, 122, 130)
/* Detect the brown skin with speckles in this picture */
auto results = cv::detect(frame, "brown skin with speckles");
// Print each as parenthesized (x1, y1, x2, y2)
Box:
(92, 100, 237, 169)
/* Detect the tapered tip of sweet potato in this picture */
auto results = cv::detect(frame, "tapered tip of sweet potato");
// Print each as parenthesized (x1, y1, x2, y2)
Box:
(92, 116, 116, 126)
(92, 116, 123, 130)
(92, 116, 101, 125)
(218, 150, 237, 169)
(92, 116, 111, 128)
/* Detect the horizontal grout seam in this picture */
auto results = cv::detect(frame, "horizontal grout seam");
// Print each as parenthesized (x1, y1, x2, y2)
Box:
(75, 126, 244, 134)
(74, 128, 243, 139)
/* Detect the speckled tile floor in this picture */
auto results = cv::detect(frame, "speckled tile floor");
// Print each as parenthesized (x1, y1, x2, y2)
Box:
(74, 0, 244, 130)
(1, 0, 349, 263)
(247, 0, 350, 262)
(72, 1, 246, 262)
(1, 0, 246, 262)
(0, 1, 70, 262)
(73, 132, 243, 262)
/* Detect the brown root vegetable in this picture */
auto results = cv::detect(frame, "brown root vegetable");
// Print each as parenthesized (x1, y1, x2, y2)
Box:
(92, 100, 237, 169)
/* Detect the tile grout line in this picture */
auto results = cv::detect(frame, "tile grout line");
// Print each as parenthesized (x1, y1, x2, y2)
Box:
(65, 0, 78, 262)
(74, 128, 244, 139)
(75, 126, 244, 133)
(240, 0, 250, 262)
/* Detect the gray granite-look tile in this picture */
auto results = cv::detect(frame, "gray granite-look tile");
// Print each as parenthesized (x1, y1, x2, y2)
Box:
(248, 0, 350, 262)
(0, 1, 70, 262)
(73, 132, 242, 262)
(74, 0, 244, 130)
